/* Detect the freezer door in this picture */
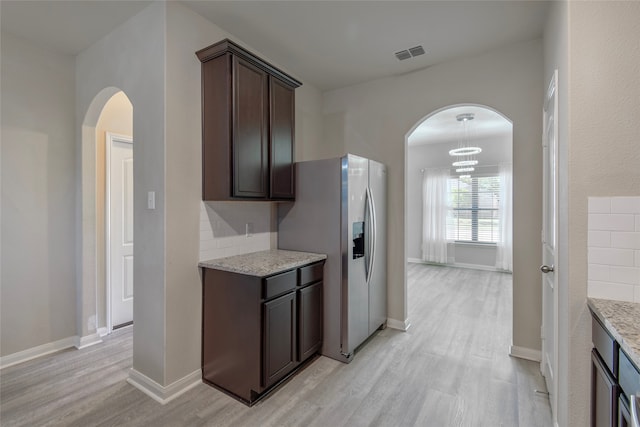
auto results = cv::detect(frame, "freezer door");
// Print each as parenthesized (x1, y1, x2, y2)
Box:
(368, 160, 387, 333)
(342, 154, 370, 355)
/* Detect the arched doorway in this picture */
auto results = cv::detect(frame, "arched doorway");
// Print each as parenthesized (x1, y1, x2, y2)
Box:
(78, 87, 134, 346)
(404, 103, 513, 310)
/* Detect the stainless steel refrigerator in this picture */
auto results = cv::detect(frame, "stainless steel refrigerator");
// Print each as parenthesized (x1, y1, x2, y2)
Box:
(278, 154, 386, 363)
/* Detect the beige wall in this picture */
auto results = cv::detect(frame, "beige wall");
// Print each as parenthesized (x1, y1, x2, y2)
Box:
(0, 32, 77, 357)
(568, 2, 640, 426)
(545, 2, 640, 426)
(76, 2, 167, 383)
(95, 91, 133, 331)
(322, 39, 544, 349)
(165, 2, 325, 385)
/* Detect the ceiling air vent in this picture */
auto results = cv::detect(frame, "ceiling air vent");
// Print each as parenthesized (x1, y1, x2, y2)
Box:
(394, 45, 426, 61)
(409, 45, 425, 57)
(395, 50, 412, 61)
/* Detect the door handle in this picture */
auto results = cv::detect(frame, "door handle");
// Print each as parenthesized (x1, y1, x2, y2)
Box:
(540, 265, 555, 274)
(364, 187, 376, 283)
(631, 395, 639, 427)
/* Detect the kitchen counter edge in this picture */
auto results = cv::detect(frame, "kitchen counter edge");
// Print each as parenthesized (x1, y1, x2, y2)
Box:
(588, 297, 640, 370)
(199, 249, 327, 278)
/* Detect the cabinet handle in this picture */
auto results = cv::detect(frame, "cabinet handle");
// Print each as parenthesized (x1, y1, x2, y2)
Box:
(632, 394, 639, 427)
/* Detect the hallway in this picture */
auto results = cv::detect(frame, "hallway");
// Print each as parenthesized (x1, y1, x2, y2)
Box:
(0, 264, 552, 426)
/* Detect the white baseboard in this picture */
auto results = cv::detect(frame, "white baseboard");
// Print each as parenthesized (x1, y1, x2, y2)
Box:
(509, 345, 542, 362)
(128, 368, 201, 405)
(75, 333, 102, 350)
(387, 318, 411, 332)
(407, 258, 511, 273)
(407, 258, 422, 264)
(0, 336, 77, 369)
(97, 327, 109, 337)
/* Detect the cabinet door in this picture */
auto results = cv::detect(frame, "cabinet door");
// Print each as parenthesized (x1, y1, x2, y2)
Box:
(263, 292, 297, 388)
(233, 57, 268, 198)
(619, 396, 631, 427)
(593, 349, 619, 427)
(269, 76, 295, 199)
(298, 281, 322, 362)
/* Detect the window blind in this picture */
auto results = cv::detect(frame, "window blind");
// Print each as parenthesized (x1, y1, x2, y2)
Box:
(447, 175, 500, 243)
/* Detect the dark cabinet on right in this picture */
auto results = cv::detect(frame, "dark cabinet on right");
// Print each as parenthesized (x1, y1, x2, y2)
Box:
(591, 313, 620, 427)
(196, 39, 301, 201)
(590, 309, 640, 427)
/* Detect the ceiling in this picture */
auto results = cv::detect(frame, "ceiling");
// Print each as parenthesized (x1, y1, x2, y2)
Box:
(408, 105, 512, 146)
(0, 1, 153, 56)
(1, 0, 550, 91)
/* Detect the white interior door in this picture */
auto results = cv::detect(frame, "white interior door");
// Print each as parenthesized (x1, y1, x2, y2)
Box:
(107, 132, 134, 330)
(541, 70, 559, 420)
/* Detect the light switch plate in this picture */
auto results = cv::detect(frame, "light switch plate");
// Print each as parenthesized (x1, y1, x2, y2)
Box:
(147, 191, 155, 210)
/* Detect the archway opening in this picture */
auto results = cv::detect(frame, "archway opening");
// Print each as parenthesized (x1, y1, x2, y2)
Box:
(404, 103, 513, 316)
(79, 87, 134, 346)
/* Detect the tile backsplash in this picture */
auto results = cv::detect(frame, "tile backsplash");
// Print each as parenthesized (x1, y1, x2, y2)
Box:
(588, 196, 640, 302)
(199, 201, 275, 261)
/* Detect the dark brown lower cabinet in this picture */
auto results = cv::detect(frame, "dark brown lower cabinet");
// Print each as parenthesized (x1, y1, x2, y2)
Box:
(202, 261, 324, 405)
(298, 281, 322, 361)
(263, 292, 297, 388)
(592, 349, 620, 427)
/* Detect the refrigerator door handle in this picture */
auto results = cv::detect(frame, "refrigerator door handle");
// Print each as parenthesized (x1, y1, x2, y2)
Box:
(365, 187, 376, 284)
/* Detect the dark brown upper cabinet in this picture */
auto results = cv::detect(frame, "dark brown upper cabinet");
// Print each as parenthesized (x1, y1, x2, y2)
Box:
(196, 39, 301, 201)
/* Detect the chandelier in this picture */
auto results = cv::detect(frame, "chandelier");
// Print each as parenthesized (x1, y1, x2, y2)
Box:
(449, 113, 481, 173)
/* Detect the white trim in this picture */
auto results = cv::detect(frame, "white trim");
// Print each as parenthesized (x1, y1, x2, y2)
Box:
(75, 333, 103, 350)
(97, 327, 109, 337)
(509, 345, 542, 362)
(386, 318, 411, 331)
(407, 258, 510, 273)
(127, 368, 201, 405)
(450, 262, 507, 273)
(0, 336, 77, 369)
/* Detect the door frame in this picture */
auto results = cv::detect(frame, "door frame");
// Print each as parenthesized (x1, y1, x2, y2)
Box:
(105, 131, 133, 334)
(541, 69, 559, 422)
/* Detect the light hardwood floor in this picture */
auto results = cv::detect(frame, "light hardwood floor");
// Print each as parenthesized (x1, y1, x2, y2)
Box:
(0, 264, 552, 426)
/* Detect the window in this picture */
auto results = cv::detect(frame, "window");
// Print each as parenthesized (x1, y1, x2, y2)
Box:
(447, 175, 500, 243)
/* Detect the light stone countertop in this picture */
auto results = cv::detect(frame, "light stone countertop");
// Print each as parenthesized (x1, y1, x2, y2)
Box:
(588, 298, 640, 369)
(199, 249, 326, 277)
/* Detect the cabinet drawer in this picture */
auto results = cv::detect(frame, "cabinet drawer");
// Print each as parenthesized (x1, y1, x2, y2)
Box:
(619, 350, 640, 399)
(593, 316, 618, 375)
(263, 270, 296, 300)
(299, 262, 323, 287)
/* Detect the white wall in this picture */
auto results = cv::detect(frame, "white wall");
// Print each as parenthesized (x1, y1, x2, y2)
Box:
(95, 92, 133, 331)
(0, 32, 77, 357)
(545, 2, 640, 426)
(323, 39, 543, 350)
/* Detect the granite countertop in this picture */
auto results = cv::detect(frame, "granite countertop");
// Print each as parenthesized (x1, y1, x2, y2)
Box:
(199, 249, 326, 277)
(588, 298, 640, 369)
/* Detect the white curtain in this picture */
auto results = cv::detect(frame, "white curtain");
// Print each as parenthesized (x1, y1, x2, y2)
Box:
(495, 163, 513, 271)
(422, 168, 450, 263)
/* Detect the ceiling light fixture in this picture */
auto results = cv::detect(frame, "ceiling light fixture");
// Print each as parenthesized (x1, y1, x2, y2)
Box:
(450, 113, 481, 169)
(452, 160, 479, 166)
